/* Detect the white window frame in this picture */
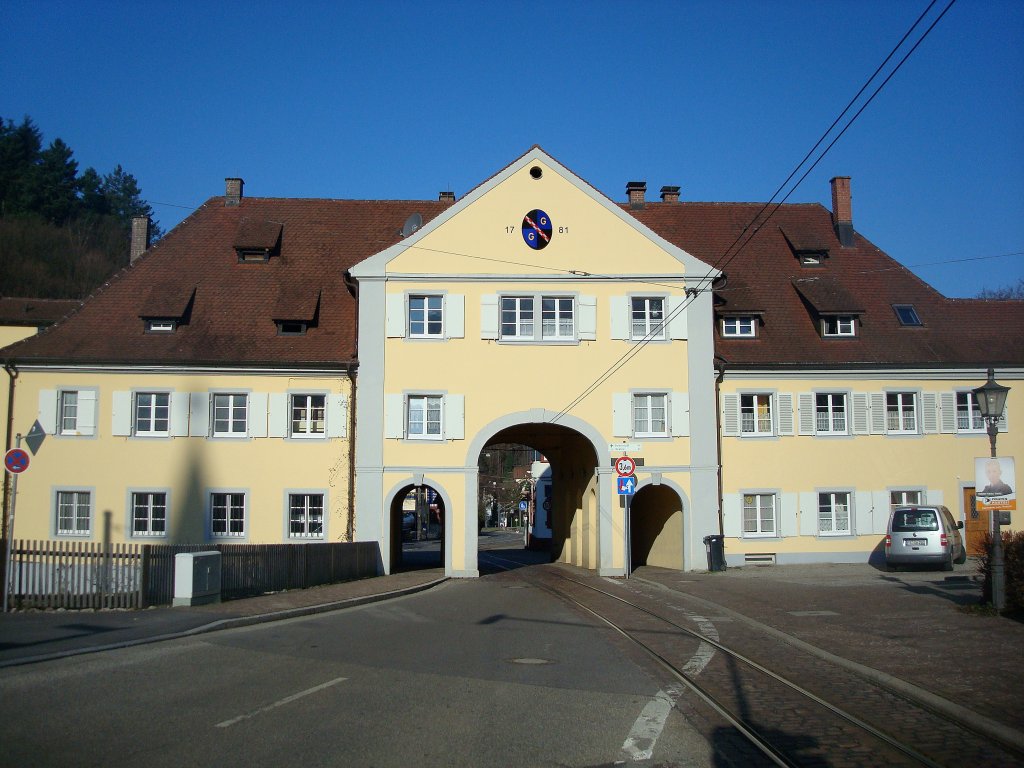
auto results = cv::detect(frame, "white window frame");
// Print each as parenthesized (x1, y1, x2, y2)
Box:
(743, 493, 777, 537)
(499, 294, 578, 342)
(822, 316, 856, 337)
(210, 491, 246, 538)
(408, 294, 444, 338)
(132, 491, 168, 537)
(500, 296, 535, 340)
(407, 395, 443, 440)
(541, 296, 575, 340)
(955, 392, 985, 433)
(212, 393, 248, 437)
(59, 390, 80, 435)
(288, 493, 325, 539)
(633, 393, 668, 438)
(815, 392, 847, 434)
(631, 297, 666, 340)
(740, 393, 773, 436)
(134, 392, 170, 437)
(886, 392, 917, 434)
(290, 393, 326, 438)
(890, 489, 923, 510)
(818, 491, 852, 536)
(146, 319, 176, 333)
(722, 317, 756, 338)
(56, 490, 91, 537)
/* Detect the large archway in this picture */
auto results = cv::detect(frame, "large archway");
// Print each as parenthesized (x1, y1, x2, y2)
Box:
(630, 483, 684, 570)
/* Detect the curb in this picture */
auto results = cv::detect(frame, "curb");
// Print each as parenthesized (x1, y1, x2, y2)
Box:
(634, 576, 1024, 757)
(0, 576, 448, 670)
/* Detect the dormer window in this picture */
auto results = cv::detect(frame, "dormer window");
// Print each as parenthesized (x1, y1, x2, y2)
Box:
(234, 219, 283, 263)
(146, 319, 176, 333)
(277, 320, 307, 336)
(822, 316, 856, 337)
(800, 252, 824, 266)
(722, 316, 757, 338)
(238, 249, 270, 263)
(781, 227, 829, 267)
(139, 285, 195, 335)
(893, 304, 922, 326)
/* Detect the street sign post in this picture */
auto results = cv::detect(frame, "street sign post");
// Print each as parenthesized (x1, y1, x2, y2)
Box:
(3, 437, 28, 613)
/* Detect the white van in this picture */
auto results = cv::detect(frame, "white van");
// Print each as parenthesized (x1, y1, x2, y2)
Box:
(885, 505, 966, 571)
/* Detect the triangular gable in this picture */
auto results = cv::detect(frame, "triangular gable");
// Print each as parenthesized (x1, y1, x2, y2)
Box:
(350, 146, 718, 280)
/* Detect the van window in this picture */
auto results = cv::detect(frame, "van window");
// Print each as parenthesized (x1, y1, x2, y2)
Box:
(891, 509, 939, 532)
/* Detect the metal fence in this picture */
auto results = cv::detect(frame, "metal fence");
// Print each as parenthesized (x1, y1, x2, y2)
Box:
(2, 539, 380, 610)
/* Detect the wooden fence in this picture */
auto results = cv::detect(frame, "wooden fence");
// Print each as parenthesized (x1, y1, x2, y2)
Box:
(2, 539, 380, 610)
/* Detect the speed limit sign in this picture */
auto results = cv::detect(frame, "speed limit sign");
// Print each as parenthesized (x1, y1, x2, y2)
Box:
(615, 456, 636, 477)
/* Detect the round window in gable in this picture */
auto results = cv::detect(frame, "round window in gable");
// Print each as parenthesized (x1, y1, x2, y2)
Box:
(529, 166, 543, 180)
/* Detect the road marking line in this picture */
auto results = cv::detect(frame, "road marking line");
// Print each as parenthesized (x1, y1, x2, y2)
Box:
(621, 686, 683, 761)
(215, 677, 348, 728)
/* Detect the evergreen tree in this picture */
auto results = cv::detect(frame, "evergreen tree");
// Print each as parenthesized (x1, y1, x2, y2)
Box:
(0, 116, 43, 214)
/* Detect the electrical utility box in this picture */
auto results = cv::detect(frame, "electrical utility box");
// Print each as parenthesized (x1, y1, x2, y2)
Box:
(173, 551, 221, 607)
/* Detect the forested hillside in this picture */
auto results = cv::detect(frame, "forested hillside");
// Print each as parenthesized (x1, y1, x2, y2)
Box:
(0, 116, 162, 299)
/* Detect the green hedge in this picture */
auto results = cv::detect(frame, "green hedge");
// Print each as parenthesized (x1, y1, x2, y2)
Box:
(978, 530, 1024, 612)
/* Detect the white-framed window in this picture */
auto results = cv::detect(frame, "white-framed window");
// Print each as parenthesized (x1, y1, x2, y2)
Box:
(289, 493, 324, 539)
(722, 317, 756, 338)
(146, 319, 176, 333)
(740, 394, 773, 435)
(59, 390, 80, 435)
(633, 393, 668, 437)
(631, 297, 665, 340)
(955, 392, 985, 432)
(743, 494, 776, 537)
(818, 491, 852, 535)
(210, 492, 246, 537)
(135, 392, 170, 436)
(291, 394, 326, 437)
(56, 490, 91, 536)
(276, 321, 307, 336)
(132, 492, 167, 537)
(890, 489, 923, 510)
(409, 295, 444, 338)
(407, 395, 443, 440)
(500, 296, 534, 339)
(212, 393, 247, 437)
(800, 253, 823, 266)
(822, 316, 856, 337)
(541, 297, 575, 340)
(886, 392, 917, 433)
(815, 393, 847, 434)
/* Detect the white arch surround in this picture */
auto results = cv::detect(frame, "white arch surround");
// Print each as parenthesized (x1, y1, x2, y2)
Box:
(383, 476, 455, 575)
(631, 477, 693, 571)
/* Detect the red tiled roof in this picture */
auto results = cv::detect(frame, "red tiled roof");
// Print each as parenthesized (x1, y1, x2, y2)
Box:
(0, 297, 81, 327)
(2, 197, 449, 367)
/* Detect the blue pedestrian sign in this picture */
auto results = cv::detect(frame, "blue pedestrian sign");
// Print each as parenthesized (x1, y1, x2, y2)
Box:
(519, 500, 529, 512)
(617, 476, 636, 496)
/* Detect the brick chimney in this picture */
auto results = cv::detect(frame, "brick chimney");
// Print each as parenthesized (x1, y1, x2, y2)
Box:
(439, 191, 455, 203)
(660, 185, 681, 203)
(626, 181, 647, 208)
(225, 177, 244, 207)
(130, 215, 150, 264)
(830, 176, 854, 247)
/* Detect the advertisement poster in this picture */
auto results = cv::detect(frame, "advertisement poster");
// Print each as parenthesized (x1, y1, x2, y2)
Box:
(975, 456, 1016, 512)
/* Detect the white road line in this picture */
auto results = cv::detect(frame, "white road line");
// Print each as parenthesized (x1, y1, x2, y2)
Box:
(681, 612, 719, 676)
(621, 685, 683, 761)
(215, 677, 348, 728)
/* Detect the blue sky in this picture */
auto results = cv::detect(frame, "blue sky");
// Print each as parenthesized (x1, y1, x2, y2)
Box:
(3, 0, 1022, 297)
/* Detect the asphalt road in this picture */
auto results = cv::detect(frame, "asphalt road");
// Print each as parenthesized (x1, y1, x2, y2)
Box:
(0, 545, 714, 768)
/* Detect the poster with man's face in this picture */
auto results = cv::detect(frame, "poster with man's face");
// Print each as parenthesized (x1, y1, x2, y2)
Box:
(975, 456, 1016, 511)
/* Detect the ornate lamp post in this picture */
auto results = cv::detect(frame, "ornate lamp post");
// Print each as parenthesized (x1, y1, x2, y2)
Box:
(972, 368, 1010, 611)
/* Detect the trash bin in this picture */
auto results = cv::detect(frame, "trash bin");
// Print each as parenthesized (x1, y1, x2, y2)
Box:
(703, 534, 726, 572)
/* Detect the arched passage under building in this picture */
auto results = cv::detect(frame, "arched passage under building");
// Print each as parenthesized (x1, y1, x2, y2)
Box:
(387, 482, 446, 572)
(629, 482, 685, 571)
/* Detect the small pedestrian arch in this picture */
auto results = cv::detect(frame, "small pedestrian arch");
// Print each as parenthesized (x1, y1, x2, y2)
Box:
(629, 478, 689, 571)
(383, 477, 453, 573)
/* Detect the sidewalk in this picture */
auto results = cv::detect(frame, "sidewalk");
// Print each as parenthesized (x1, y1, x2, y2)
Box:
(0, 568, 445, 668)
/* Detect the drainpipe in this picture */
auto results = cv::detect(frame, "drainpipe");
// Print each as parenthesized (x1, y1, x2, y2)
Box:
(346, 366, 357, 543)
(2, 363, 18, 542)
(714, 358, 726, 536)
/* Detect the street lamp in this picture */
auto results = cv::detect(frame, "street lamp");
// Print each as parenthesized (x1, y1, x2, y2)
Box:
(972, 368, 1010, 612)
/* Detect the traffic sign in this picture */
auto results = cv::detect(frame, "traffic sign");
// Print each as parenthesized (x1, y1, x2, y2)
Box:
(615, 456, 637, 477)
(609, 442, 641, 454)
(518, 500, 529, 512)
(617, 476, 637, 496)
(4, 448, 29, 474)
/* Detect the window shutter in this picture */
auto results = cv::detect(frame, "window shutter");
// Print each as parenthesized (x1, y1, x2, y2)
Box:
(871, 491, 890, 534)
(384, 394, 404, 439)
(445, 394, 465, 440)
(170, 392, 190, 436)
(670, 391, 689, 436)
(998, 403, 1008, 433)
(667, 295, 688, 340)
(921, 393, 938, 434)
(612, 393, 632, 437)
(799, 492, 818, 535)
(855, 492, 872, 536)
(797, 393, 815, 435)
(327, 394, 347, 438)
(776, 393, 795, 436)
(480, 294, 499, 340)
(446, 294, 465, 339)
(869, 393, 886, 434)
(722, 494, 741, 538)
(268, 393, 288, 438)
(38, 389, 57, 434)
(722, 394, 739, 437)
(111, 391, 132, 436)
(578, 295, 597, 341)
(385, 294, 406, 338)
(852, 393, 869, 435)
(939, 392, 956, 433)
(780, 493, 798, 537)
(249, 393, 268, 438)
(188, 392, 209, 437)
(610, 296, 629, 340)
(75, 390, 97, 435)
